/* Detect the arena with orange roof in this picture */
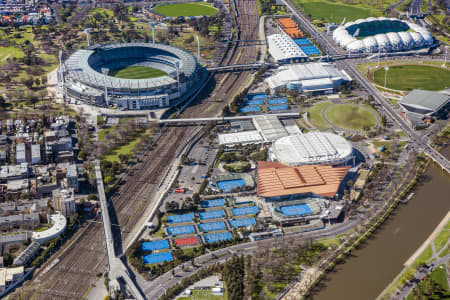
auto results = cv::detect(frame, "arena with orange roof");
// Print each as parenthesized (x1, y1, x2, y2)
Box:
(257, 161, 350, 199)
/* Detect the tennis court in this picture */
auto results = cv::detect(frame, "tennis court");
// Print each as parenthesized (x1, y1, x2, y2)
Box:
(141, 240, 169, 251)
(300, 45, 321, 55)
(247, 93, 267, 100)
(200, 198, 225, 208)
(239, 106, 260, 113)
(217, 179, 246, 191)
(294, 38, 312, 46)
(245, 99, 264, 106)
(174, 236, 200, 247)
(199, 210, 225, 220)
(204, 231, 233, 243)
(143, 252, 173, 264)
(232, 205, 259, 216)
(280, 203, 313, 216)
(267, 98, 287, 105)
(198, 221, 226, 232)
(167, 213, 194, 223)
(167, 225, 195, 235)
(268, 104, 289, 111)
(229, 217, 256, 228)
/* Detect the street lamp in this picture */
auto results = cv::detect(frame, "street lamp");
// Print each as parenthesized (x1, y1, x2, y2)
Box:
(149, 22, 156, 44)
(84, 28, 92, 47)
(175, 61, 180, 94)
(101, 68, 109, 107)
(384, 66, 389, 89)
(196, 35, 200, 65)
(442, 46, 448, 68)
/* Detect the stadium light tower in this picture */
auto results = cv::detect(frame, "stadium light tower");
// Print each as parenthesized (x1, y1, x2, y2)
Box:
(149, 22, 156, 44)
(196, 35, 200, 64)
(85, 28, 92, 47)
(384, 66, 389, 89)
(58, 50, 64, 86)
(101, 68, 109, 107)
(442, 46, 448, 68)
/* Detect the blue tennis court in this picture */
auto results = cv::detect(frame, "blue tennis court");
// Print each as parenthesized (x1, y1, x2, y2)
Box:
(217, 179, 246, 192)
(268, 104, 288, 111)
(247, 93, 267, 100)
(167, 225, 195, 235)
(300, 45, 321, 55)
(204, 231, 233, 243)
(200, 198, 225, 208)
(244, 99, 264, 106)
(199, 210, 225, 220)
(143, 252, 173, 264)
(267, 98, 287, 105)
(167, 213, 194, 224)
(198, 221, 226, 232)
(141, 240, 169, 251)
(294, 38, 312, 46)
(239, 106, 260, 113)
(229, 217, 256, 228)
(280, 204, 312, 217)
(232, 206, 259, 216)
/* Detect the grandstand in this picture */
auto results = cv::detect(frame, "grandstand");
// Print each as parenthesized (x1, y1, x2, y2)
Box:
(60, 42, 205, 110)
(333, 17, 434, 53)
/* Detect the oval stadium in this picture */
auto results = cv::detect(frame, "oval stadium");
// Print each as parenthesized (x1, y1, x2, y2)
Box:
(60, 42, 205, 110)
(333, 17, 434, 53)
(271, 132, 353, 166)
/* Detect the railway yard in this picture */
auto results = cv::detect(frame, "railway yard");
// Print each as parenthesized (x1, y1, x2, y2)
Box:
(9, 0, 260, 298)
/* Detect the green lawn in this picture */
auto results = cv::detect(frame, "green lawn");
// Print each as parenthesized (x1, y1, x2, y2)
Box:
(306, 101, 332, 129)
(109, 66, 168, 79)
(293, 0, 380, 23)
(178, 289, 226, 300)
(406, 265, 449, 300)
(98, 126, 116, 142)
(371, 65, 450, 91)
(0, 46, 24, 62)
(324, 104, 378, 131)
(89, 8, 114, 17)
(104, 135, 142, 162)
(153, 2, 218, 17)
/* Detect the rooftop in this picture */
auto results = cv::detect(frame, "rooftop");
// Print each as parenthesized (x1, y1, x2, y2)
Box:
(257, 162, 349, 198)
(400, 89, 449, 113)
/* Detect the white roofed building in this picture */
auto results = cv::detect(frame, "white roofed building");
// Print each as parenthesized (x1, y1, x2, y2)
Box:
(266, 63, 352, 95)
(267, 34, 308, 64)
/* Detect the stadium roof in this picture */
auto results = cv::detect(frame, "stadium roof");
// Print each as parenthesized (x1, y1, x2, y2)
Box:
(257, 162, 350, 198)
(218, 130, 264, 145)
(267, 34, 307, 62)
(399, 90, 449, 115)
(272, 132, 353, 166)
(252, 115, 288, 141)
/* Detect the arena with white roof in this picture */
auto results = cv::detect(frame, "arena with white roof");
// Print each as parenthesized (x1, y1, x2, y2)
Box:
(267, 34, 308, 63)
(271, 132, 353, 166)
(266, 62, 352, 94)
(333, 17, 434, 53)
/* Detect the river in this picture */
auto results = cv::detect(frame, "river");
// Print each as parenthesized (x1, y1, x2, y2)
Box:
(312, 148, 450, 300)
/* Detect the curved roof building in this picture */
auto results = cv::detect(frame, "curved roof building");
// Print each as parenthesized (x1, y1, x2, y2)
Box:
(271, 132, 353, 166)
(333, 17, 434, 53)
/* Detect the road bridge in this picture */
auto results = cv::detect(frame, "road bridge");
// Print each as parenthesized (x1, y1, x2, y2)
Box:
(95, 161, 144, 300)
(158, 112, 300, 124)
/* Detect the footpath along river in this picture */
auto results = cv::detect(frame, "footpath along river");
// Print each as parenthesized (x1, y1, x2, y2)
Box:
(313, 147, 450, 300)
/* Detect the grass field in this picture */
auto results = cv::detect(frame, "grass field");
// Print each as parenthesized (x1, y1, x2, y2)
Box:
(109, 66, 168, 79)
(307, 101, 332, 129)
(433, 221, 450, 253)
(293, 0, 380, 23)
(153, 2, 218, 17)
(371, 65, 450, 91)
(324, 104, 378, 130)
(178, 289, 226, 300)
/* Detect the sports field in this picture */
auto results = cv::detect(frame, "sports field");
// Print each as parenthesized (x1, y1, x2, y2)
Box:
(371, 65, 450, 91)
(324, 104, 378, 131)
(293, 0, 380, 23)
(153, 2, 218, 17)
(109, 66, 168, 79)
(307, 101, 332, 129)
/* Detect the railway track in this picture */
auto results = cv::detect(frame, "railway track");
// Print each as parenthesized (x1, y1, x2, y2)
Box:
(11, 1, 259, 299)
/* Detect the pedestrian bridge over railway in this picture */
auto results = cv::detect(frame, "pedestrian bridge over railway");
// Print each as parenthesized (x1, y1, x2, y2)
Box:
(207, 62, 276, 71)
(158, 112, 300, 124)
